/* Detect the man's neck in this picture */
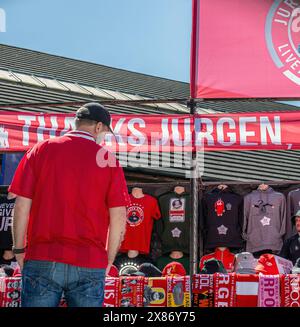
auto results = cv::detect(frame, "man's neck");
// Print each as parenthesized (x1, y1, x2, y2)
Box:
(74, 128, 96, 139)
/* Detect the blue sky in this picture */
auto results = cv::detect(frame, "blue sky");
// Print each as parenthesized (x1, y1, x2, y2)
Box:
(0, 0, 191, 82)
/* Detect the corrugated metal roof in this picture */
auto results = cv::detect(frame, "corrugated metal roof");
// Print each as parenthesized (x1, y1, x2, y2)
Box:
(202, 150, 300, 181)
(0, 44, 189, 99)
(0, 81, 186, 115)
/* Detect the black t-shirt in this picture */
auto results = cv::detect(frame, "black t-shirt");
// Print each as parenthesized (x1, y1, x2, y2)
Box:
(0, 196, 15, 249)
(201, 187, 244, 249)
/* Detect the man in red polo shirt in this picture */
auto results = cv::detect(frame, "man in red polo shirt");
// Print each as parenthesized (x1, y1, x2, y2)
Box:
(8, 103, 129, 307)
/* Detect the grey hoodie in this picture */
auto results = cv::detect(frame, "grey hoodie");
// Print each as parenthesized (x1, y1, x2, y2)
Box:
(243, 187, 286, 253)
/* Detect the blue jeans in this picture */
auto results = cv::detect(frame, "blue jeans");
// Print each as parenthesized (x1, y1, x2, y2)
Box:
(21, 260, 105, 307)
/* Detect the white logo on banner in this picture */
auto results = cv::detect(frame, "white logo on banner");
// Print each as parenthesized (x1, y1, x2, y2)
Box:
(266, 2, 300, 86)
(0, 126, 9, 148)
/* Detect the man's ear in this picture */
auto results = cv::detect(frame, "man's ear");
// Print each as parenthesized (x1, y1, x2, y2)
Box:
(96, 122, 103, 133)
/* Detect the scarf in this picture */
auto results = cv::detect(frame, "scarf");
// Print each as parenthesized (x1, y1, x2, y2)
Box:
(193, 274, 214, 307)
(258, 274, 280, 307)
(103, 277, 120, 307)
(214, 273, 236, 307)
(281, 274, 300, 307)
(235, 274, 259, 307)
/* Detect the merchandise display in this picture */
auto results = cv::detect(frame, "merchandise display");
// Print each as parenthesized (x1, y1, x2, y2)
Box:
(202, 185, 244, 249)
(113, 253, 153, 275)
(258, 275, 281, 307)
(156, 253, 190, 274)
(235, 274, 259, 307)
(156, 187, 191, 255)
(192, 274, 214, 307)
(199, 258, 227, 274)
(143, 277, 167, 307)
(243, 185, 286, 253)
(255, 253, 293, 275)
(0, 196, 15, 254)
(2, 178, 300, 308)
(234, 252, 258, 274)
(119, 276, 145, 307)
(1, 265, 300, 307)
(120, 189, 161, 255)
(161, 262, 186, 276)
(213, 273, 236, 307)
(166, 276, 190, 307)
(199, 247, 235, 273)
(281, 274, 300, 307)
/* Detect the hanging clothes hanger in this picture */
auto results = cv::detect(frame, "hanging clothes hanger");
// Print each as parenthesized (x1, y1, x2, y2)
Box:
(258, 182, 269, 191)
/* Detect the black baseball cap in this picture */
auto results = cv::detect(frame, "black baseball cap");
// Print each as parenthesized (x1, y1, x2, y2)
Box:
(75, 102, 113, 133)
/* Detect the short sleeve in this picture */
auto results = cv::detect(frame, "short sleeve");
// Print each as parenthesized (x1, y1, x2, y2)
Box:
(106, 161, 129, 208)
(152, 198, 161, 220)
(8, 148, 37, 199)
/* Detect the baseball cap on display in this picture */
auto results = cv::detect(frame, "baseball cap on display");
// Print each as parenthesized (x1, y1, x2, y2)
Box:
(138, 263, 162, 277)
(75, 102, 114, 134)
(200, 258, 227, 274)
(162, 262, 186, 276)
(234, 252, 258, 274)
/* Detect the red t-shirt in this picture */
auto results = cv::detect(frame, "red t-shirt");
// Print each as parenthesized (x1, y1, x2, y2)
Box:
(9, 130, 129, 269)
(120, 194, 161, 254)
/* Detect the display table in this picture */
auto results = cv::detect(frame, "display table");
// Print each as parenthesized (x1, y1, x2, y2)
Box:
(1, 273, 299, 307)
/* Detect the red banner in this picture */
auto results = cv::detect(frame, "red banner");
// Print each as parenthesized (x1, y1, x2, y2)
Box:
(191, 0, 300, 99)
(195, 111, 300, 151)
(0, 112, 192, 153)
(1, 111, 300, 152)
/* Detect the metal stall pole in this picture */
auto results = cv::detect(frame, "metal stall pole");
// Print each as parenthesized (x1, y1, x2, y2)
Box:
(188, 98, 198, 306)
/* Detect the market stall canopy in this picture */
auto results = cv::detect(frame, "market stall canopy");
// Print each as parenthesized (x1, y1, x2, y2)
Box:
(190, 0, 300, 99)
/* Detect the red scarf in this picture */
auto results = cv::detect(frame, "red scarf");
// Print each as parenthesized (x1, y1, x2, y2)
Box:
(214, 273, 236, 307)
(103, 277, 120, 307)
(193, 274, 214, 307)
(281, 274, 300, 307)
(235, 274, 259, 307)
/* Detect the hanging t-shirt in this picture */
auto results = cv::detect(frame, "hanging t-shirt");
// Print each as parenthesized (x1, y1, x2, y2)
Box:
(156, 192, 191, 254)
(120, 194, 161, 254)
(0, 196, 15, 250)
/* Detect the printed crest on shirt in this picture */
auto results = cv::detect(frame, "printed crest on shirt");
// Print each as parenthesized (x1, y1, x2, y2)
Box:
(127, 205, 144, 227)
(215, 199, 225, 216)
(169, 198, 185, 222)
(226, 203, 232, 211)
(260, 216, 271, 227)
(171, 227, 182, 238)
(217, 225, 228, 235)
